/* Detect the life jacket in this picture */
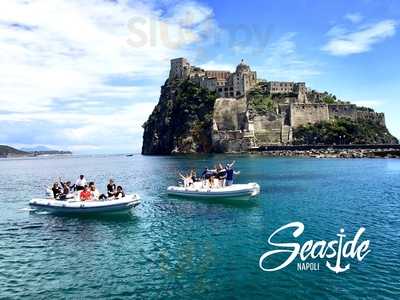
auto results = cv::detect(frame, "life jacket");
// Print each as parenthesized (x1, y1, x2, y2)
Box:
(80, 190, 92, 201)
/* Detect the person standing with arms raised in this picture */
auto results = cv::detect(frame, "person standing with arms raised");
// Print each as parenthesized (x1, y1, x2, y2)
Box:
(225, 161, 240, 186)
(74, 175, 87, 191)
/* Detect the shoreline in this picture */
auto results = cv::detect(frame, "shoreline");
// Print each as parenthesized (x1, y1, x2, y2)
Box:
(251, 144, 400, 158)
(143, 144, 400, 158)
(142, 149, 400, 158)
(255, 148, 400, 158)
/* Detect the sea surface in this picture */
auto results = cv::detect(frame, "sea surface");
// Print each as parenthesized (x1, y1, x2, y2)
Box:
(0, 154, 399, 299)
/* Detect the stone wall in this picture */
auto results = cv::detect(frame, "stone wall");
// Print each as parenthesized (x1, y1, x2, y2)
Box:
(327, 104, 385, 126)
(290, 104, 329, 127)
(211, 99, 387, 152)
(281, 125, 292, 144)
(213, 97, 247, 131)
(328, 104, 357, 120)
(356, 111, 385, 126)
(199, 77, 217, 92)
(212, 130, 252, 152)
(212, 97, 253, 152)
(252, 113, 283, 145)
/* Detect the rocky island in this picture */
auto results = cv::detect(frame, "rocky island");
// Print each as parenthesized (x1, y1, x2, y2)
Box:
(142, 58, 398, 156)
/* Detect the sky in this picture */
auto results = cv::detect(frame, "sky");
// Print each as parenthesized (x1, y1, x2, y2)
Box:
(0, 0, 399, 154)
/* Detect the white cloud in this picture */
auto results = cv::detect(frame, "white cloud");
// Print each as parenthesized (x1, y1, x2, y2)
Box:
(166, 1, 213, 27)
(345, 13, 363, 24)
(322, 19, 397, 56)
(0, 101, 157, 153)
(326, 25, 348, 37)
(256, 32, 321, 81)
(0, 0, 216, 152)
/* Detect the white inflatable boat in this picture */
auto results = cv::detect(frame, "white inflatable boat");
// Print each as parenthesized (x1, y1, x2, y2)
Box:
(29, 194, 140, 215)
(167, 182, 260, 200)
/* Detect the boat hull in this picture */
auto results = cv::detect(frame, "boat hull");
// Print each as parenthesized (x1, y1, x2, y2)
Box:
(167, 183, 260, 201)
(29, 195, 140, 215)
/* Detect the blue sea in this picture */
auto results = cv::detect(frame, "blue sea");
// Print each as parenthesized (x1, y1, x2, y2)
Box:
(0, 155, 399, 299)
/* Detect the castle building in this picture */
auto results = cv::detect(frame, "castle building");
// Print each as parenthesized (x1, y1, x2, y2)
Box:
(169, 58, 309, 102)
(169, 58, 257, 98)
(262, 81, 308, 103)
(265, 81, 305, 94)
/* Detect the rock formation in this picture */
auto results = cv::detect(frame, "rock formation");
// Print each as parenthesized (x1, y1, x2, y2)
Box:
(142, 79, 217, 154)
(142, 58, 398, 154)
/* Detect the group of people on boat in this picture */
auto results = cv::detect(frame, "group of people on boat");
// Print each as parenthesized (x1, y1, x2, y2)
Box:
(179, 161, 240, 188)
(50, 176, 125, 201)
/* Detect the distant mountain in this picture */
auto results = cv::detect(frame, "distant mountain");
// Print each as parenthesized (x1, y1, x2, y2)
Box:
(20, 146, 72, 155)
(21, 145, 54, 152)
(32, 150, 72, 155)
(0, 145, 72, 157)
(0, 145, 29, 157)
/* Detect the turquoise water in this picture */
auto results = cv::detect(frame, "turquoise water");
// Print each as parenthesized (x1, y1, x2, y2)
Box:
(0, 155, 399, 299)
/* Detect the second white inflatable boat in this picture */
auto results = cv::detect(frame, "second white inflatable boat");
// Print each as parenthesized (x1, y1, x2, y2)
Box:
(167, 182, 260, 200)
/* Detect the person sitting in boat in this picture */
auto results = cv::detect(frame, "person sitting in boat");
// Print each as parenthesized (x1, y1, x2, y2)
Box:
(66, 181, 74, 191)
(107, 179, 116, 197)
(201, 167, 214, 188)
(225, 161, 240, 186)
(80, 185, 92, 201)
(210, 165, 221, 188)
(51, 182, 62, 199)
(59, 182, 71, 200)
(191, 169, 199, 183)
(179, 172, 193, 187)
(88, 181, 107, 200)
(75, 175, 87, 191)
(115, 186, 125, 199)
(88, 181, 99, 199)
(201, 167, 209, 179)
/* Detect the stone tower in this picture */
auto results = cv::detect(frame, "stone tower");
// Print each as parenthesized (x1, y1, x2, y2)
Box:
(169, 58, 191, 80)
(234, 59, 257, 97)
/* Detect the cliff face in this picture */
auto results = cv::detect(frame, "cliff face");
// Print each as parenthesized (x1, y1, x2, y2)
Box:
(142, 79, 217, 154)
(211, 97, 252, 153)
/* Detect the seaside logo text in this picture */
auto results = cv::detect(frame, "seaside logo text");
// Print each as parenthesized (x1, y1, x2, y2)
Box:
(259, 222, 370, 273)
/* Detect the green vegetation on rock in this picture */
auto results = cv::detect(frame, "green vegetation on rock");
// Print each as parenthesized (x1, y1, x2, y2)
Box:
(322, 94, 337, 104)
(293, 117, 398, 145)
(142, 79, 217, 154)
(247, 89, 275, 114)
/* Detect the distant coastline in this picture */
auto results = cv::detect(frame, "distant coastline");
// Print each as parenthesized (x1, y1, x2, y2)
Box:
(0, 145, 72, 158)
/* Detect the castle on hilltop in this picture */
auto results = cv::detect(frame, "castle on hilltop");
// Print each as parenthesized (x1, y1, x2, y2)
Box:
(163, 57, 387, 151)
(169, 57, 308, 102)
(170, 57, 256, 98)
